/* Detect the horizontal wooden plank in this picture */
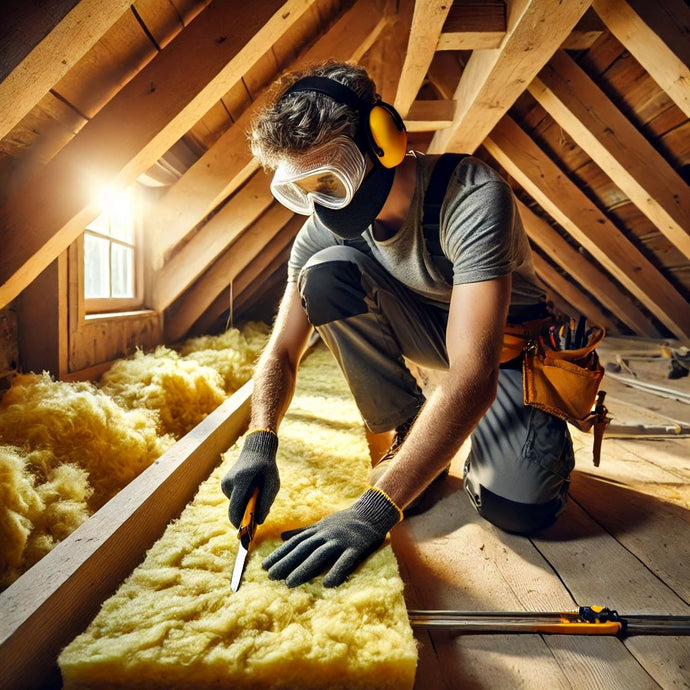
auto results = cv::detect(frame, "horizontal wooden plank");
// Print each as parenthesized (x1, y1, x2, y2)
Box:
(0, 382, 252, 690)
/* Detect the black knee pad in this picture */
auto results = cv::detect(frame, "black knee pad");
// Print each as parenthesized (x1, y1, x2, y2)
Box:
(464, 473, 567, 534)
(298, 260, 368, 326)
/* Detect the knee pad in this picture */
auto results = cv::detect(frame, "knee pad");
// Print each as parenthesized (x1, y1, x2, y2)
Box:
(298, 256, 367, 327)
(464, 471, 567, 534)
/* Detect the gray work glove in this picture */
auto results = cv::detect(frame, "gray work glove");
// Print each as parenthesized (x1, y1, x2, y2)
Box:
(262, 488, 402, 588)
(221, 429, 279, 528)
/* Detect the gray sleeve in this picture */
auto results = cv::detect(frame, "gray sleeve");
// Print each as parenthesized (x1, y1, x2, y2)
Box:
(287, 216, 339, 283)
(441, 179, 516, 285)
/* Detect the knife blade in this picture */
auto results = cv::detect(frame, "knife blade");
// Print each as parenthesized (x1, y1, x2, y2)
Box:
(230, 486, 259, 592)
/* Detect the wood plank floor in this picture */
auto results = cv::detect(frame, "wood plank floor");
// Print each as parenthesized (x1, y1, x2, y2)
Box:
(393, 352, 690, 690)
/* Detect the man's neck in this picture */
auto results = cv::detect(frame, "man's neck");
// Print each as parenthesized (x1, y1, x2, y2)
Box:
(372, 155, 417, 241)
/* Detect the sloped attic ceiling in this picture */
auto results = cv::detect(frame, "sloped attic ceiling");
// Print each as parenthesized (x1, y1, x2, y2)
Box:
(1, 0, 689, 344)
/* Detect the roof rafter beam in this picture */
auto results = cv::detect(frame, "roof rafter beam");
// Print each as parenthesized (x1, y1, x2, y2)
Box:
(428, 0, 593, 155)
(517, 199, 657, 337)
(592, 0, 690, 118)
(149, 0, 387, 268)
(394, 0, 453, 118)
(0, 0, 316, 310)
(0, 0, 131, 140)
(484, 115, 690, 339)
(529, 50, 690, 260)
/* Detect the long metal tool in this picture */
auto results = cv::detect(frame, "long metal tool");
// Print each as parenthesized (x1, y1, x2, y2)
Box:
(408, 606, 690, 637)
(230, 487, 259, 592)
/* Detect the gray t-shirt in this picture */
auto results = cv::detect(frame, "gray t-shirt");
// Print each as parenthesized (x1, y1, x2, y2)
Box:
(287, 154, 545, 310)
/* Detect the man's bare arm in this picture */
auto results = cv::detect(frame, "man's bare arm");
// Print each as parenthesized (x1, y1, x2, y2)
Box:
(250, 282, 313, 431)
(375, 274, 511, 509)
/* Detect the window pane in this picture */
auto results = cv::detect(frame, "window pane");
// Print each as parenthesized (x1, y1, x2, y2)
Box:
(111, 244, 134, 298)
(86, 212, 109, 236)
(108, 189, 134, 243)
(84, 233, 110, 298)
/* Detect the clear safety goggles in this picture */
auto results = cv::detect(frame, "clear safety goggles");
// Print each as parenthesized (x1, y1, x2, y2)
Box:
(270, 135, 366, 215)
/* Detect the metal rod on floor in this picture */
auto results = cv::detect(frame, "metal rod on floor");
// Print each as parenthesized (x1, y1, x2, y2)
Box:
(408, 606, 690, 636)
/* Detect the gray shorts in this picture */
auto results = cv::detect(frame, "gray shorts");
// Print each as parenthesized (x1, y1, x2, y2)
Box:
(298, 245, 574, 533)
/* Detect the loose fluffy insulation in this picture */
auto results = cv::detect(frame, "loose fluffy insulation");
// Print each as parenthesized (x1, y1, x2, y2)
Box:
(0, 323, 266, 589)
(59, 345, 418, 689)
(0, 445, 92, 588)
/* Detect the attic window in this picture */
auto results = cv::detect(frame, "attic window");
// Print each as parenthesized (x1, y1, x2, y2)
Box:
(84, 187, 142, 312)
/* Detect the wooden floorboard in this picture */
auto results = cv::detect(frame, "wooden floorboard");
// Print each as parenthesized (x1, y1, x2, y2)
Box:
(392, 367, 690, 689)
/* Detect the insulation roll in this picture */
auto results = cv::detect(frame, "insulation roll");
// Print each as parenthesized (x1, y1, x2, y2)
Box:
(58, 345, 418, 689)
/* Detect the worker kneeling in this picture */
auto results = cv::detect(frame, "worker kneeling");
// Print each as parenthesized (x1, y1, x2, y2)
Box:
(221, 61, 585, 589)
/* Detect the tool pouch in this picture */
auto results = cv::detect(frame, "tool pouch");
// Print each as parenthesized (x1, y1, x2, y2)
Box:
(522, 325, 605, 430)
(503, 321, 610, 466)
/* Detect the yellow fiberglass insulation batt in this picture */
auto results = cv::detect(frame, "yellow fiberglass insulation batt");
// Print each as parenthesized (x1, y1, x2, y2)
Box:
(59, 345, 418, 689)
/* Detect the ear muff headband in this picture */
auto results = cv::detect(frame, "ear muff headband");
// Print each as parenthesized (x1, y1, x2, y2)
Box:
(282, 76, 407, 168)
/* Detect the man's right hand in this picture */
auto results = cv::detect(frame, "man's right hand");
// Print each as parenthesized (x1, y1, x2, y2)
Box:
(221, 429, 280, 527)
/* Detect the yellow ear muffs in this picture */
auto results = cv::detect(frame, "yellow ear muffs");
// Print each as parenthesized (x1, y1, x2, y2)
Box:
(368, 102, 407, 168)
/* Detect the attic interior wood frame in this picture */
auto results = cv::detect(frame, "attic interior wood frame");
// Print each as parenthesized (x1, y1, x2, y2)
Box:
(0, 381, 253, 690)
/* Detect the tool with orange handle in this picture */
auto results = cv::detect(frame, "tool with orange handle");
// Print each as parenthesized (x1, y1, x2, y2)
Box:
(408, 606, 690, 636)
(230, 487, 260, 592)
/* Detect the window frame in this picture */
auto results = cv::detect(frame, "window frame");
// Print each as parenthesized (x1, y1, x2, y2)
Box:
(83, 186, 145, 314)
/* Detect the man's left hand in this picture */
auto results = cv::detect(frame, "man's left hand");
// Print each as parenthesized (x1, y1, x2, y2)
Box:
(262, 488, 402, 587)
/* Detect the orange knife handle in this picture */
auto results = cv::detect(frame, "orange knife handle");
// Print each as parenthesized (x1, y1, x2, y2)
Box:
(237, 487, 260, 542)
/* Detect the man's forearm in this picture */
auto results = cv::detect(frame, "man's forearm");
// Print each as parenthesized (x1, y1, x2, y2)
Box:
(249, 349, 299, 432)
(375, 363, 498, 509)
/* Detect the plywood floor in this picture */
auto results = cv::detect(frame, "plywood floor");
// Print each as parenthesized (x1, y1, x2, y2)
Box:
(394, 344, 690, 690)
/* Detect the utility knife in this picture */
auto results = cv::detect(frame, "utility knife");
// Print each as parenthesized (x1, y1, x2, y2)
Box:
(230, 487, 259, 592)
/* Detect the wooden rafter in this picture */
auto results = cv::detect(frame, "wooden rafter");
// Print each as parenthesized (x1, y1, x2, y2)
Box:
(529, 50, 690, 260)
(149, 0, 387, 268)
(436, 0, 506, 51)
(165, 204, 298, 341)
(428, 0, 593, 155)
(485, 115, 690, 339)
(517, 200, 657, 337)
(0, 0, 316, 311)
(404, 99, 455, 132)
(592, 0, 690, 118)
(394, 0, 453, 118)
(0, 0, 131, 140)
(154, 172, 275, 311)
(531, 252, 618, 333)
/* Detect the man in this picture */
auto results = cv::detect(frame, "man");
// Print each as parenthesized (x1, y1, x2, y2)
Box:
(221, 61, 574, 588)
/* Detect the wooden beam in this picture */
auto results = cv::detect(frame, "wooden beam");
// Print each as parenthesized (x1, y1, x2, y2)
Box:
(394, 0, 453, 118)
(404, 99, 455, 131)
(165, 205, 299, 341)
(0, 383, 252, 690)
(560, 7, 605, 49)
(0, 0, 131, 140)
(484, 116, 690, 339)
(592, 0, 690, 117)
(530, 51, 690, 260)
(517, 199, 658, 337)
(531, 252, 619, 333)
(149, 0, 387, 267)
(194, 218, 299, 335)
(428, 0, 592, 155)
(436, 0, 506, 50)
(0, 0, 315, 311)
(154, 172, 275, 311)
(233, 245, 293, 316)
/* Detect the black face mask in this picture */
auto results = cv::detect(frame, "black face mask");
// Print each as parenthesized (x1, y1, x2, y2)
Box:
(314, 164, 395, 240)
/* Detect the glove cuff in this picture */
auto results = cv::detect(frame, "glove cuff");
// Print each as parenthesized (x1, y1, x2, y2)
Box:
(354, 487, 403, 532)
(243, 428, 279, 456)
